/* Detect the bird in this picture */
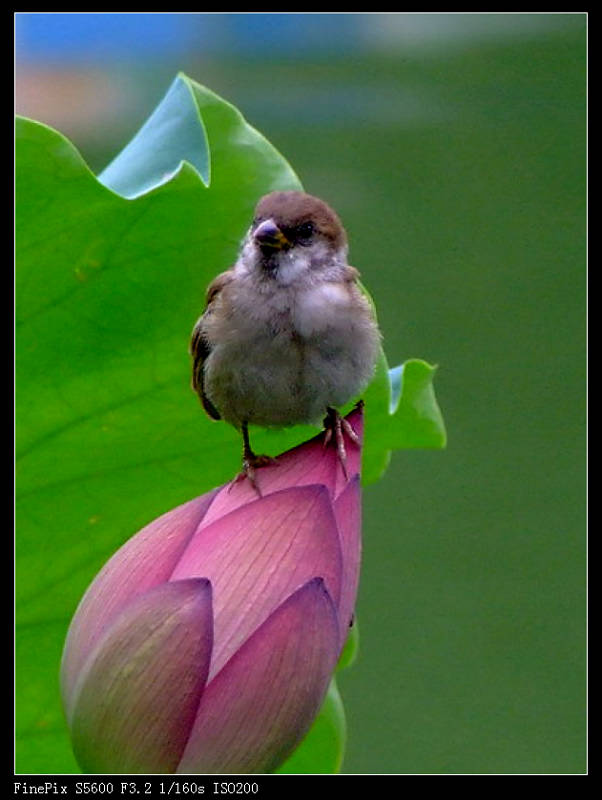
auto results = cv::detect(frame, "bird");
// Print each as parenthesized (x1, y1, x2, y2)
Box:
(190, 190, 381, 490)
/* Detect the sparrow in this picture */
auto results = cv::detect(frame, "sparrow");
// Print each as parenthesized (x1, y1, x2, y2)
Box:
(190, 190, 381, 489)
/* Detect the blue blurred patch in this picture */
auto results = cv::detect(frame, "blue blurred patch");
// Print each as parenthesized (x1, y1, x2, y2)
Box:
(15, 13, 363, 62)
(16, 13, 217, 61)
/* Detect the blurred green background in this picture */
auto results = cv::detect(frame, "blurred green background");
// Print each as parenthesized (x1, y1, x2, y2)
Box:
(16, 13, 586, 774)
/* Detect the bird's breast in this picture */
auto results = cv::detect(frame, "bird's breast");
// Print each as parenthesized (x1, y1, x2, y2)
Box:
(203, 279, 378, 427)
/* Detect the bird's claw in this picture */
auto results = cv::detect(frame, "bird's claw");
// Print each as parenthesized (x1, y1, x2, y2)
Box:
(230, 453, 277, 496)
(323, 407, 360, 480)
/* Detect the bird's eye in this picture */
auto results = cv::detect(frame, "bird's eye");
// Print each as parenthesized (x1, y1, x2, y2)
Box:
(297, 222, 314, 239)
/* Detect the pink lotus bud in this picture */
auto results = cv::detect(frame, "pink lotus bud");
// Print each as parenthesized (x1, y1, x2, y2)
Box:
(60, 407, 363, 774)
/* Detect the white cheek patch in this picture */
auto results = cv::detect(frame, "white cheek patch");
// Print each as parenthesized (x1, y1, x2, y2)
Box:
(276, 241, 334, 285)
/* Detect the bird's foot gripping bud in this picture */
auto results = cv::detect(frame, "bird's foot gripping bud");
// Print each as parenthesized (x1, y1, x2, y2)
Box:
(235, 453, 278, 496)
(235, 421, 277, 495)
(323, 404, 362, 481)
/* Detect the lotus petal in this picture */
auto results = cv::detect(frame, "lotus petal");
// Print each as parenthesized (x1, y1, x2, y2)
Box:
(68, 578, 213, 774)
(61, 489, 217, 710)
(177, 578, 339, 774)
(333, 475, 362, 642)
(171, 485, 343, 678)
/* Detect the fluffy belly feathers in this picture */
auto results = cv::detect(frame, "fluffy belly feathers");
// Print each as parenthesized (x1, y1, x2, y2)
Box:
(202, 280, 380, 429)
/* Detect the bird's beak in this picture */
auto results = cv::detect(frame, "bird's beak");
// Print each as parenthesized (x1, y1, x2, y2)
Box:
(253, 218, 290, 250)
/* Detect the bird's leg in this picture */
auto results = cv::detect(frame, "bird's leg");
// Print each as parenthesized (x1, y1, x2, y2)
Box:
(235, 421, 277, 495)
(323, 406, 361, 480)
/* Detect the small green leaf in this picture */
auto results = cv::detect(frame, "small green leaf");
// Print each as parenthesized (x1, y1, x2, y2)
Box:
(388, 359, 447, 449)
(361, 356, 446, 484)
(337, 619, 360, 672)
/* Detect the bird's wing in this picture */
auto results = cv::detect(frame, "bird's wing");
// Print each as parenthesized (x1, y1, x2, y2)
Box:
(190, 269, 235, 421)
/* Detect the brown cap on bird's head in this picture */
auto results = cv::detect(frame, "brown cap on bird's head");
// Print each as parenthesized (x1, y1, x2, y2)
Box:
(253, 191, 347, 251)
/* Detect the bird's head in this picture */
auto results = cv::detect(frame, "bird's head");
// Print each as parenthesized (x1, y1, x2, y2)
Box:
(240, 191, 348, 285)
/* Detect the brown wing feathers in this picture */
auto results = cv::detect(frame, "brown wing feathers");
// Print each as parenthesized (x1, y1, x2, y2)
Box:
(190, 270, 234, 421)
